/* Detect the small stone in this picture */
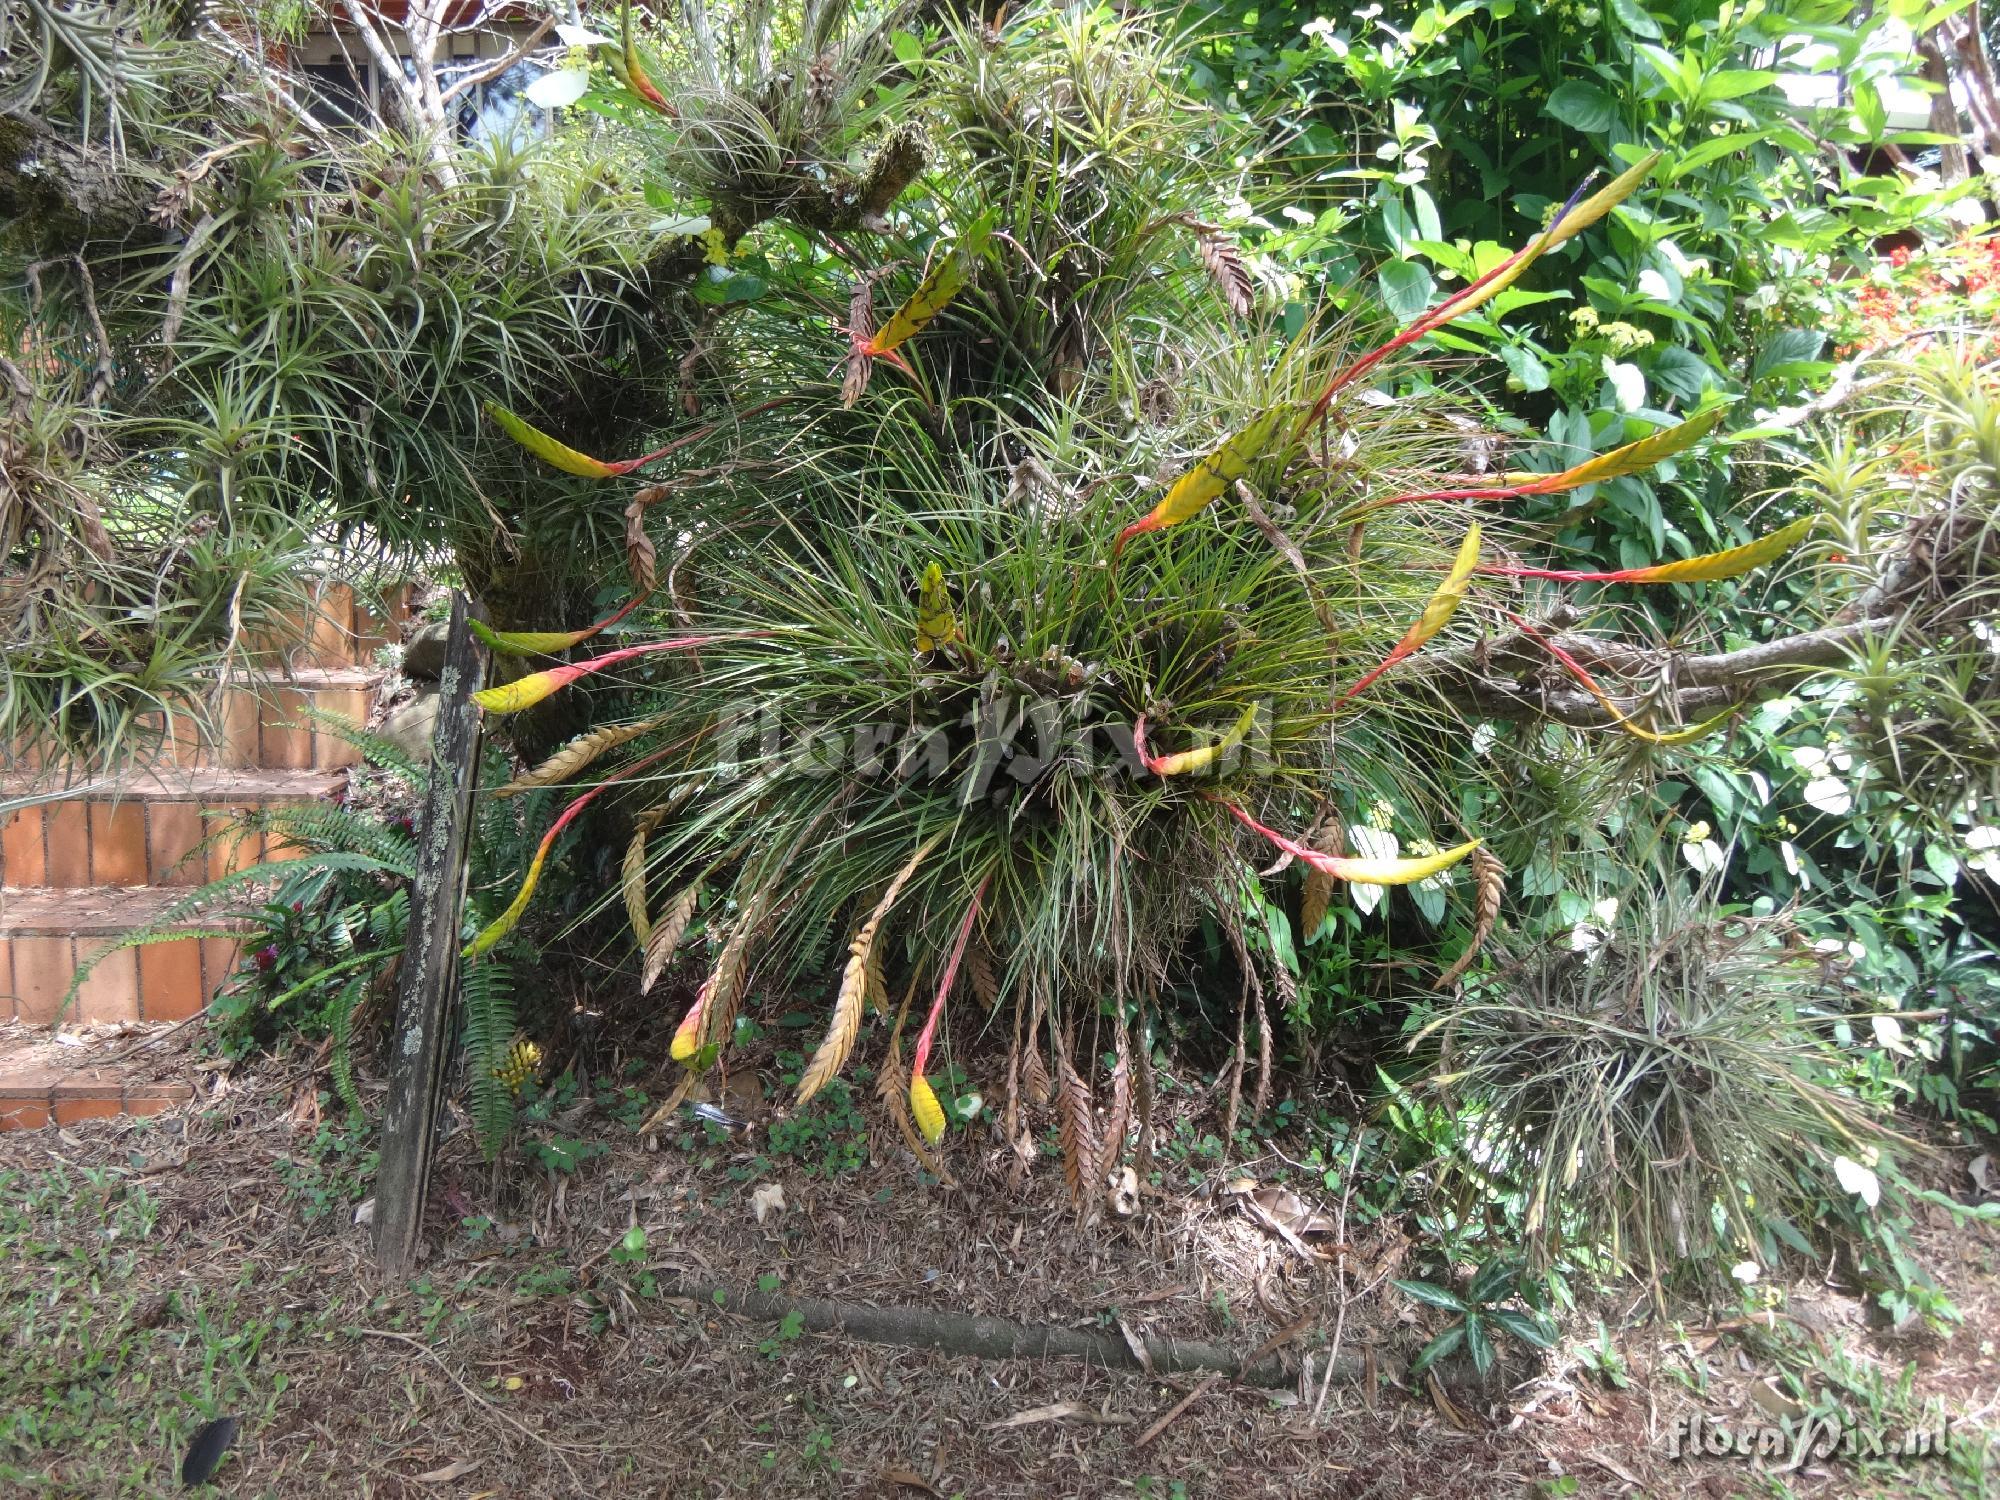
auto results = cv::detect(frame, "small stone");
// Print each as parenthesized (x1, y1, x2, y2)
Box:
(378, 693, 441, 763)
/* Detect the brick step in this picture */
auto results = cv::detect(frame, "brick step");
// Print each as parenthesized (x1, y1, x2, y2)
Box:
(0, 1023, 195, 1130)
(248, 581, 414, 671)
(1, 767, 346, 889)
(0, 888, 249, 1027)
(134, 667, 385, 772)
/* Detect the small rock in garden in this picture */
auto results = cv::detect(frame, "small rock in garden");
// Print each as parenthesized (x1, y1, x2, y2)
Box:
(399, 620, 453, 681)
(377, 692, 441, 763)
(1106, 1166, 1140, 1217)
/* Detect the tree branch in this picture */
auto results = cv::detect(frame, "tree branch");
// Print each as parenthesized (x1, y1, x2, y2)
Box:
(1423, 617, 1902, 727)
(440, 15, 557, 105)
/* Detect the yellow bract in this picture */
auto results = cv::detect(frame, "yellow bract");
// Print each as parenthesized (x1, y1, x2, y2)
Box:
(1624, 515, 1815, 584)
(1498, 408, 1723, 492)
(1444, 153, 1660, 325)
(915, 563, 960, 653)
(473, 668, 574, 715)
(910, 1074, 947, 1146)
(1412, 525, 1481, 645)
(485, 401, 617, 478)
(870, 210, 998, 355)
(1150, 702, 1259, 777)
(471, 622, 593, 655)
(1149, 405, 1291, 531)
(1339, 838, 1483, 886)
(466, 845, 549, 957)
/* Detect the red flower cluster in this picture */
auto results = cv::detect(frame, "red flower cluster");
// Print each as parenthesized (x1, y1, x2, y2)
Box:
(1834, 234, 2000, 359)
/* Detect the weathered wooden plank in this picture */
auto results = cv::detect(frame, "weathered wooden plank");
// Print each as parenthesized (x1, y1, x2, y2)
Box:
(373, 593, 485, 1273)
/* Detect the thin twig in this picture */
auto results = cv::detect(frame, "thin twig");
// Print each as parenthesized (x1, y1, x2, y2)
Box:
(1133, 1314, 1312, 1449)
(356, 1327, 590, 1490)
(1312, 1131, 1365, 1422)
(1236, 480, 1337, 638)
(440, 16, 558, 104)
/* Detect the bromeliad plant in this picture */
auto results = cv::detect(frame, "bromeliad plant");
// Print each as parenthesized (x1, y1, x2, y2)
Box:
(457, 5, 1822, 1204)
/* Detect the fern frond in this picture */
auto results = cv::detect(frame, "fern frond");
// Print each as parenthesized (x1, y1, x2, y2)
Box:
(459, 955, 518, 1159)
(290, 705, 426, 783)
(327, 975, 366, 1118)
(249, 802, 417, 876)
(59, 851, 411, 1012)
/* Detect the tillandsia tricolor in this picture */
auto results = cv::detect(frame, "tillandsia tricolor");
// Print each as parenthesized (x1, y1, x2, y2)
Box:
(1210, 795, 1483, 884)
(1366, 407, 1725, 511)
(472, 634, 765, 715)
(911, 876, 990, 1145)
(1109, 154, 1662, 565)
(1133, 702, 1260, 777)
(465, 744, 680, 958)
(915, 562, 961, 654)
(1340, 524, 1481, 703)
(485, 397, 797, 478)
(609, 0, 676, 117)
(843, 210, 999, 399)
(1112, 404, 1291, 562)
(1502, 610, 1734, 746)
(1477, 514, 1815, 584)
(472, 587, 653, 656)
(1295, 152, 1660, 436)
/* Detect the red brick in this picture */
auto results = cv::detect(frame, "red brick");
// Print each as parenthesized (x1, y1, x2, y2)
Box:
(139, 939, 206, 1022)
(200, 937, 244, 995)
(88, 801, 149, 886)
(52, 1092, 121, 1125)
(43, 801, 90, 886)
(74, 941, 140, 1025)
(0, 1096, 51, 1130)
(308, 591, 353, 667)
(311, 686, 372, 769)
(206, 820, 263, 882)
(0, 1067, 60, 1099)
(146, 802, 206, 886)
(261, 688, 316, 770)
(1, 806, 44, 887)
(168, 711, 211, 768)
(0, 937, 12, 1021)
(11, 936, 74, 1024)
(217, 690, 262, 768)
(123, 1084, 194, 1118)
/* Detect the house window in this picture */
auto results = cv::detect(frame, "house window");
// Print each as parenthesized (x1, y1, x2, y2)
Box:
(294, 26, 552, 143)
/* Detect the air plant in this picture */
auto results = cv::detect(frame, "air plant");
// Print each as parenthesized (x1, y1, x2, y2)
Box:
(1415, 884, 1902, 1283)
(467, 25, 1822, 1208)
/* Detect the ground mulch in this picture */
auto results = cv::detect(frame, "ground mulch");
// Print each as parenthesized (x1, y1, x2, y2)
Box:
(3, 1021, 1994, 1498)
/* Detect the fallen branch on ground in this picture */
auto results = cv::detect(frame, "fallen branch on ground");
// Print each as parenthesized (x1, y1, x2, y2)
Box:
(658, 1282, 1356, 1389)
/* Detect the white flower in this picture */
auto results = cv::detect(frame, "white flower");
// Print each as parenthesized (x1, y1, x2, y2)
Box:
(1967, 826, 2000, 879)
(1731, 1261, 1762, 1284)
(1834, 1155, 1881, 1209)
